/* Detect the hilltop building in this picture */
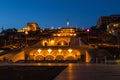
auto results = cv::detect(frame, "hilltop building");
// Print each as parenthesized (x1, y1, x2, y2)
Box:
(24, 27, 84, 61)
(3, 27, 93, 63)
(107, 22, 120, 36)
(0, 21, 95, 63)
(17, 22, 39, 32)
(97, 15, 120, 28)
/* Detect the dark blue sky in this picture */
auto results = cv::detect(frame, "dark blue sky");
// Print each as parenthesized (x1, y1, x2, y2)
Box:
(0, 0, 120, 30)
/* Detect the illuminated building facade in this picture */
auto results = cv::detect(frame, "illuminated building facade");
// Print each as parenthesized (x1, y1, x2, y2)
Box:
(107, 22, 120, 36)
(2, 21, 92, 62)
(23, 28, 84, 61)
(26, 23, 39, 31)
(17, 22, 39, 32)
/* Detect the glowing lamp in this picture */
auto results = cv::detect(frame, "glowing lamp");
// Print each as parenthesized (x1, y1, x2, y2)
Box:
(58, 49, 62, 53)
(38, 49, 42, 53)
(68, 49, 72, 53)
(86, 28, 90, 33)
(48, 49, 52, 53)
(25, 31, 28, 35)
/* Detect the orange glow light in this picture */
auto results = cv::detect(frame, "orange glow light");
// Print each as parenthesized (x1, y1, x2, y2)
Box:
(68, 49, 72, 53)
(48, 49, 52, 53)
(58, 49, 62, 53)
(38, 49, 42, 55)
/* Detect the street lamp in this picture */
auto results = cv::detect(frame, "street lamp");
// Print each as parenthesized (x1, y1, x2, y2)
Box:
(86, 28, 90, 42)
(58, 49, 62, 55)
(68, 49, 72, 56)
(68, 49, 72, 54)
(48, 49, 52, 54)
(38, 49, 42, 55)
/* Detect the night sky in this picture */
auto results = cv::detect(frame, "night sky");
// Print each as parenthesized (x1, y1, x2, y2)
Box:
(0, 0, 120, 30)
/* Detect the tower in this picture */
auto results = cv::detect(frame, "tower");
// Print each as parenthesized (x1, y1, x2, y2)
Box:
(67, 19, 70, 27)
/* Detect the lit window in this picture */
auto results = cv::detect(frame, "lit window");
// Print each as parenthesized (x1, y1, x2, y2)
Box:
(58, 34, 61, 36)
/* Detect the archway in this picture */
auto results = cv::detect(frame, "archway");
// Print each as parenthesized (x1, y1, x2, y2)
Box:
(45, 55, 54, 60)
(40, 50, 48, 57)
(36, 55, 44, 60)
(62, 50, 68, 56)
(55, 55, 64, 60)
(51, 50, 58, 56)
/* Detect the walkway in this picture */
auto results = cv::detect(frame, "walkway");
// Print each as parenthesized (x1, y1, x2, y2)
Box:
(54, 63, 120, 80)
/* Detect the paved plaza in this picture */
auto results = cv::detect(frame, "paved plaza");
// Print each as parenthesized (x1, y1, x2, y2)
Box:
(0, 63, 120, 80)
(54, 63, 120, 80)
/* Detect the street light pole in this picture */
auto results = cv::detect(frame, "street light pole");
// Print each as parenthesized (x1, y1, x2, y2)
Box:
(87, 32, 89, 42)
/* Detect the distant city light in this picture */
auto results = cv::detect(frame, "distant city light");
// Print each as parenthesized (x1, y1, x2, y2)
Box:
(58, 27, 61, 29)
(50, 26, 54, 29)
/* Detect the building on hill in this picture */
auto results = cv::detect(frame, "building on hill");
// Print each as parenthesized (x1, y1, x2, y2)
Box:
(17, 22, 39, 32)
(107, 22, 120, 36)
(24, 28, 83, 61)
(7, 27, 96, 63)
(26, 23, 39, 31)
(0, 21, 98, 63)
(97, 15, 120, 28)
